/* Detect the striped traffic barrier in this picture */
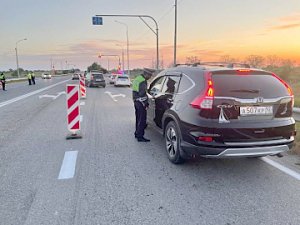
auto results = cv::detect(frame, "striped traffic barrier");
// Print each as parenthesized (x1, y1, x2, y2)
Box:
(66, 84, 82, 139)
(80, 76, 86, 99)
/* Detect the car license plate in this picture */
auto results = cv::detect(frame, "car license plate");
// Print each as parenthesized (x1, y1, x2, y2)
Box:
(240, 106, 273, 116)
(96, 79, 102, 81)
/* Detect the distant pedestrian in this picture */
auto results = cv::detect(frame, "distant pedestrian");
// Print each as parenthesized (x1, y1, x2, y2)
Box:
(31, 72, 35, 85)
(0, 73, 6, 91)
(27, 72, 32, 85)
(132, 68, 154, 142)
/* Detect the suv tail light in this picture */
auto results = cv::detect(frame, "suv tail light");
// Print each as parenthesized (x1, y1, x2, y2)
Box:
(272, 73, 294, 107)
(91, 75, 94, 80)
(190, 72, 214, 109)
(272, 73, 293, 96)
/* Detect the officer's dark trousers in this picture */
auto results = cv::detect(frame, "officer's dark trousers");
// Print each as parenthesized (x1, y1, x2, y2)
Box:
(28, 79, 31, 85)
(1, 81, 5, 90)
(32, 77, 35, 85)
(134, 101, 146, 138)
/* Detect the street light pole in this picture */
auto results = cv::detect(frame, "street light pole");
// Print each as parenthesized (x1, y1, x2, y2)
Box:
(15, 38, 27, 78)
(116, 44, 125, 72)
(115, 20, 130, 75)
(95, 14, 159, 70)
(100, 54, 121, 71)
(174, 0, 177, 66)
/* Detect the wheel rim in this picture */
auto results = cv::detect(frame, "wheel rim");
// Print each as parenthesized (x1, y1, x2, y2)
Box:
(166, 127, 177, 157)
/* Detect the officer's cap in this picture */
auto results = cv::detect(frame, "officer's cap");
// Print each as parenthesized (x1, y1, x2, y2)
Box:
(143, 68, 155, 77)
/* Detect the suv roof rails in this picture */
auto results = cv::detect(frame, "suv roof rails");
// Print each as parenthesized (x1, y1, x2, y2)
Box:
(174, 62, 251, 68)
(226, 63, 250, 68)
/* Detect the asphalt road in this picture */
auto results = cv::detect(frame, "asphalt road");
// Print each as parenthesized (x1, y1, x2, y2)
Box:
(0, 76, 300, 225)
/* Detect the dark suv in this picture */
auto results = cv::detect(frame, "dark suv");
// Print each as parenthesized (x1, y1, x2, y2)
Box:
(85, 71, 106, 88)
(147, 63, 296, 164)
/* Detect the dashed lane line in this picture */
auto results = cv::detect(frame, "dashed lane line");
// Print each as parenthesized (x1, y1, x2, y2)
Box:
(58, 151, 78, 180)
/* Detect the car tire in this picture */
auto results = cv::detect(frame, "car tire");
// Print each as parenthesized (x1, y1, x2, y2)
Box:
(165, 121, 184, 164)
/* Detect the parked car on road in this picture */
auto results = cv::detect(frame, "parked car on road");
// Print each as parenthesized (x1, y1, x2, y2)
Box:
(41, 73, 52, 79)
(85, 71, 106, 88)
(109, 74, 117, 84)
(114, 74, 131, 87)
(72, 73, 80, 80)
(147, 63, 296, 164)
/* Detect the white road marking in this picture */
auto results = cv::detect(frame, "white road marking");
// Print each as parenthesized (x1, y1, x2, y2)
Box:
(80, 115, 83, 122)
(105, 91, 126, 102)
(80, 101, 85, 106)
(58, 151, 78, 180)
(39, 91, 66, 100)
(261, 157, 300, 181)
(0, 79, 70, 108)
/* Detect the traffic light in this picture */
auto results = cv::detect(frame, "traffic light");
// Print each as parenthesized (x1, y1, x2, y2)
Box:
(118, 64, 121, 71)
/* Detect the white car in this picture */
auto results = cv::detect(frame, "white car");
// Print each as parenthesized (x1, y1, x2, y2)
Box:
(109, 75, 117, 84)
(114, 75, 131, 87)
(41, 73, 52, 79)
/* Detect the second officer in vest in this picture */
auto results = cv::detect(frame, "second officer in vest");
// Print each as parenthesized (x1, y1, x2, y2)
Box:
(132, 68, 154, 142)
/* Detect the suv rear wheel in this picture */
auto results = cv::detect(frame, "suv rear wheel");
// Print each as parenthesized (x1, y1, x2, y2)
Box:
(165, 121, 184, 164)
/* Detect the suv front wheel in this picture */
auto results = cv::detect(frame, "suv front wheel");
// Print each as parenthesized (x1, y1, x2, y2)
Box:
(165, 121, 184, 164)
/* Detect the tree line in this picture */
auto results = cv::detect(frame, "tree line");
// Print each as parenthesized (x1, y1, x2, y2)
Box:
(185, 54, 298, 79)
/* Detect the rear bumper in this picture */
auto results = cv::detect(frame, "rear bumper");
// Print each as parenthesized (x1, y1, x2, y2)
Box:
(115, 82, 130, 86)
(180, 137, 294, 158)
(91, 81, 106, 86)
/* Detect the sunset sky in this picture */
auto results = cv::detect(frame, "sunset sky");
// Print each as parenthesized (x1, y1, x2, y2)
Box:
(0, 0, 300, 71)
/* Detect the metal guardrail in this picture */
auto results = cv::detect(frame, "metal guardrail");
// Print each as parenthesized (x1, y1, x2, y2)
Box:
(293, 108, 300, 122)
(293, 107, 300, 113)
(5, 74, 71, 83)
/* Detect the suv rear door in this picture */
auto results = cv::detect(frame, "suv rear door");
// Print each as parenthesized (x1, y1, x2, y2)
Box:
(92, 73, 104, 81)
(210, 70, 294, 142)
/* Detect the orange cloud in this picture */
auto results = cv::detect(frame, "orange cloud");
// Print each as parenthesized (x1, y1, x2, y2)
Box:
(268, 23, 300, 31)
(266, 12, 300, 31)
(277, 13, 300, 22)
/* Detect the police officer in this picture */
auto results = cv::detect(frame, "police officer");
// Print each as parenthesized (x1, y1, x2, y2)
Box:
(132, 68, 154, 142)
(31, 72, 35, 85)
(0, 73, 6, 91)
(27, 72, 32, 85)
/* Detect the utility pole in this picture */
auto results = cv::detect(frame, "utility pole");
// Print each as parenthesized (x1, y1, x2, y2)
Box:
(174, 0, 177, 66)
(15, 38, 27, 78)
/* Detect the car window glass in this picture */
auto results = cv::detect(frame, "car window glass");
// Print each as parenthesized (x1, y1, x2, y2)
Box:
(161, 76, 181, 95)
(149, 76, 165, 96)
(93, 73, 103, 78)
(213, 74, 290, 98)
(178, 74, 193, 93)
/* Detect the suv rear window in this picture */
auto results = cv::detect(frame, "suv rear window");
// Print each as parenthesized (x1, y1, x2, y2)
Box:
(117, 76, 128, 80)
(92, 73, 104, 79)
(212, 73, 290, 98)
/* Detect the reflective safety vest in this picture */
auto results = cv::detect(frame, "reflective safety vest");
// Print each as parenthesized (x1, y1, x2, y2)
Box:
(132, 75, 145, 92)
(0, 74, 5, 81)
(27, 73, 32, 79)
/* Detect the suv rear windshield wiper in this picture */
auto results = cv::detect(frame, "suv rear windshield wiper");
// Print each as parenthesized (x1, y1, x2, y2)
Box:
(230, 89, 259, 93)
